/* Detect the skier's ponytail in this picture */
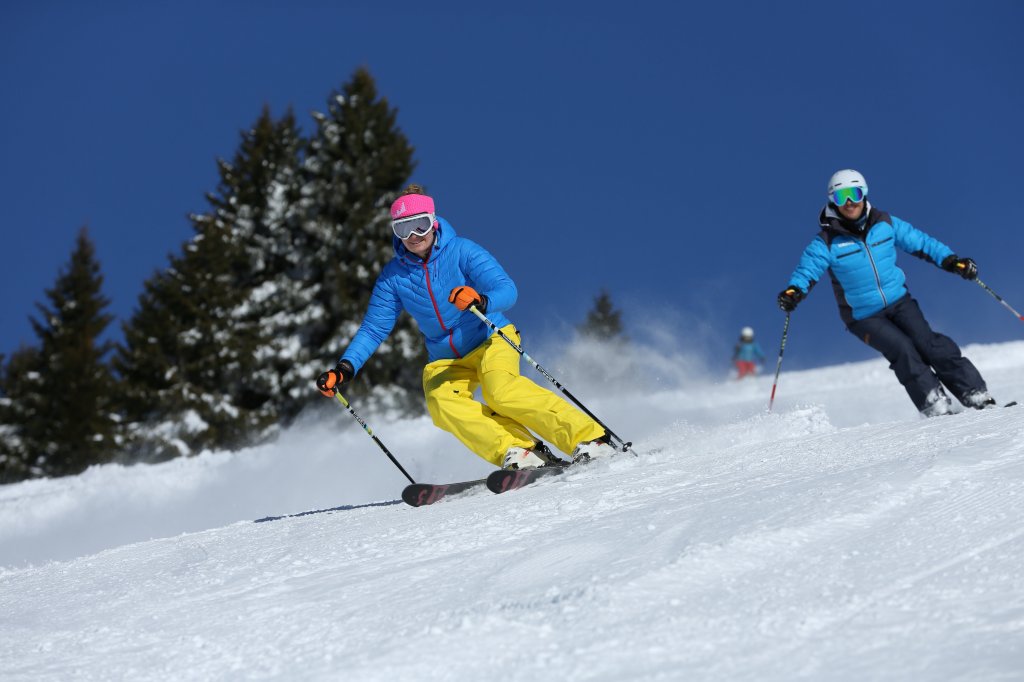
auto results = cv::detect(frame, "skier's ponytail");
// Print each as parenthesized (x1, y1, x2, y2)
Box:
(400, 183, 427, 196)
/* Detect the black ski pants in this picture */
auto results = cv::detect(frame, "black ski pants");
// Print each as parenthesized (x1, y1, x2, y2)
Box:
(846, 295, 987, 411)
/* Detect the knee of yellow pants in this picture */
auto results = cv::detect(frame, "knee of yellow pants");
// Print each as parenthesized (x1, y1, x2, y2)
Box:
(479, 370, 516, 407)
(424, 393, 445, 427)
(422, 358, 475, 415)
(424, 387, 475, 432)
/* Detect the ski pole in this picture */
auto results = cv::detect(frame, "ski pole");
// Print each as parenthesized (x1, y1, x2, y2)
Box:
(768, 312, 791, 412)
(974, 278, 1024, 321)
(331, 390, 416, 484)
(468, 305, 633, 453)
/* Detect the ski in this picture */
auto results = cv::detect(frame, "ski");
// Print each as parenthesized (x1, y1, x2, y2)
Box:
(401, 478, 489, 507)
(486, 464, 572, 494)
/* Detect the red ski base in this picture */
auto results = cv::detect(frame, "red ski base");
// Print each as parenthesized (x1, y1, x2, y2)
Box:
(401, 478, 488, 507)
(486, 465, 570, 494)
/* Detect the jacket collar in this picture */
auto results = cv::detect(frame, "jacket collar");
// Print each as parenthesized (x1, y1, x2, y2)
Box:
(819, 201, 874, 237)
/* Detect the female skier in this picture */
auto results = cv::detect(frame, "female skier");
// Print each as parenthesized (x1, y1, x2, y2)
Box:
(317, 185, 615, 468)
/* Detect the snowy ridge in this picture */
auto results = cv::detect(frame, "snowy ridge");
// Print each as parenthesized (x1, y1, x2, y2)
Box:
(2, 341, 1024, 680)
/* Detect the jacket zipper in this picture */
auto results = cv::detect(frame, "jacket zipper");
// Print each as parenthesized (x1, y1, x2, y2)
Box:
(862, 237, 888, 308)
(420, 261, 461, 358)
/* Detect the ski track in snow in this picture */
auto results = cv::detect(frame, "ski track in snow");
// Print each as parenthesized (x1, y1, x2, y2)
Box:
(2, 341, 1024, 680)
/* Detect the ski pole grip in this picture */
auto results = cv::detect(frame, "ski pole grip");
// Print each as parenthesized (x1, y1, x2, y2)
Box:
(469, 305, 492, 328)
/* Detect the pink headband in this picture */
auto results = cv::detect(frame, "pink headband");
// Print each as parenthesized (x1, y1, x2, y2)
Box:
(390, 193, 435, 220)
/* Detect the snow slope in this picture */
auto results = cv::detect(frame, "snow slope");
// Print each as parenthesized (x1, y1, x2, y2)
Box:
(2, 341, 1024, 680)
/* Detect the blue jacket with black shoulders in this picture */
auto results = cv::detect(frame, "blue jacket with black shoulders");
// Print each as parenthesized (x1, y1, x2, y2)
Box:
(340, 217, 515, 373)
(787, 203, 954, 325)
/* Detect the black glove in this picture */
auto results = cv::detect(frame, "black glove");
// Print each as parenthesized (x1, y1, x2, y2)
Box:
(777, 287, 805, 312)
(317, 360, 355, 397)
(941, 255, 977, 280)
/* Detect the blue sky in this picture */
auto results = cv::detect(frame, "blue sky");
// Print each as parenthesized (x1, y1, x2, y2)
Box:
(2, 1, 1022, 374)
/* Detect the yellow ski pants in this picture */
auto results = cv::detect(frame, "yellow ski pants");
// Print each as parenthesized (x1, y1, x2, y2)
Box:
(422, 325, 606, 466)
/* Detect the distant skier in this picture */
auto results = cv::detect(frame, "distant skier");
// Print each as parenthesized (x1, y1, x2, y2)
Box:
(777, 169, 995, 416)
(316, 185, 615, 469)
(732, 327, 765, 379)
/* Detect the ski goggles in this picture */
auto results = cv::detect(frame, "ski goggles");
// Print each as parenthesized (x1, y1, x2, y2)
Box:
(392, 212, 435, 240)
(831, 186, 866, 206)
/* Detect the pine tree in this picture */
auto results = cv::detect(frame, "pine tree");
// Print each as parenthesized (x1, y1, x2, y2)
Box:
(0, 347, 45, 483)
(2, 229, 118, 478)
(578, 290, 627, 342)
(114, 212, 271, 461)
(196, 105, 308, 428)
(217, 105, 329, 423)
(301, 67, 425, 416)
(115, 67, 424, 462)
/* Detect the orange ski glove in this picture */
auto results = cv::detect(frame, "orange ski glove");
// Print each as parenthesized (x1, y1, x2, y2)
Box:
(448, 286, 487, 312)
(316, 360, 354, 397)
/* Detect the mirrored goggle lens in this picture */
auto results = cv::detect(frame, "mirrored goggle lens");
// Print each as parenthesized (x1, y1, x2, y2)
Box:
(392, 214, 434, 239)
(831, 186, 866, 206)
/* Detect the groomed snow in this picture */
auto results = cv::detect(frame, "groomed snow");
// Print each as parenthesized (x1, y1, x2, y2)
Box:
(2, 341, 1024, 680)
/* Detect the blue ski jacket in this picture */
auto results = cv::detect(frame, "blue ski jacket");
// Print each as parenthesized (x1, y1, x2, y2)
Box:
(787, 204, 954, 325)
(340, 217, 516, 373)
(733, 341, 765, 363)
